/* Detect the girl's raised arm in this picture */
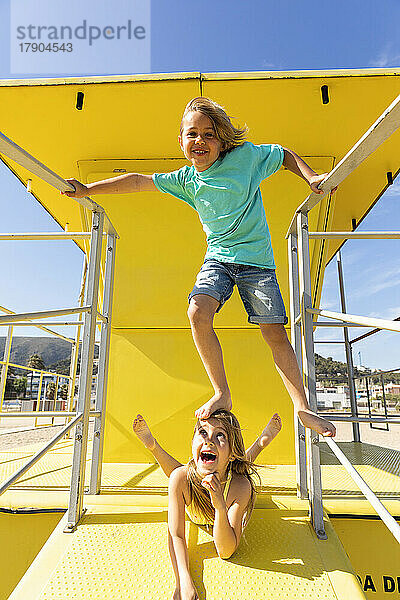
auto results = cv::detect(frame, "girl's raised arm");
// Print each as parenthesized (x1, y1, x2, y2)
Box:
(214, 476, 252, 559)
(168, 467, 199, 599)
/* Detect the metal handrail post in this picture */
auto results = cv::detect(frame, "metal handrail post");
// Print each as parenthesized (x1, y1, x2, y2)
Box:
(66, 256, 87, 439)
(65, 211, 104, 532)
(34, 371, 44, 428)
(366, 376, 372, 424)
(297, 212, 326, 539)
(336, 252, 360, 442)
(0, 325, 13, 410)
(288, 233, 307, 498)
(51, 375, 59, 425)
(379, 373, 389, 432)
(89, 232, 116, 494)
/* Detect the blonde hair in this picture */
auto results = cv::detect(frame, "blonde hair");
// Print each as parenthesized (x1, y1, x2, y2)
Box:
(180, 97, 248, 157)
(186, 409, 259, 527)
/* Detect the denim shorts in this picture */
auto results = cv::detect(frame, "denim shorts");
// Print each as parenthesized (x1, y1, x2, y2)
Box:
(188, 259, 288, 325)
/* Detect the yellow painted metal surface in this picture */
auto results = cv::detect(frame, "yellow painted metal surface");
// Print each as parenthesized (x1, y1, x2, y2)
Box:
(1, 69, 399, 465)
(332, 518, 400, 600)
(0, 511, 64, 600)
(8, 508, 365, 600)
(104, 328, 296, 463)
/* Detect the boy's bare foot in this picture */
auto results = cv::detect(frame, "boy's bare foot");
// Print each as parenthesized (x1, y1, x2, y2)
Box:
(195, 391, 232, 419)
(298, 410, 336, 437)
(258, 413, 282, 448)
(132, 414, 156, 450)
(172, 588, 181, 600)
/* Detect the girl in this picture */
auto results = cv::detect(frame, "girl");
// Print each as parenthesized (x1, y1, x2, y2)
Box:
(132, 410, 282, 600)
(63, 96, 336, 438)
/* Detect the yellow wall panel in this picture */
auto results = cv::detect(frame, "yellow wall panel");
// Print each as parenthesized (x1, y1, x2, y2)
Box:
(332, 518, 400, 600)
(0, 512, 63, 600)
(103, 328, 295, 464)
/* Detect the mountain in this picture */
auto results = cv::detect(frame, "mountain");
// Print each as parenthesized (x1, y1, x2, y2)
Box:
(0, 337, 98, 371)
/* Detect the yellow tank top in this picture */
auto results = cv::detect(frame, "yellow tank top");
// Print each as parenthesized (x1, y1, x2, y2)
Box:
(185, 470, 233, 526)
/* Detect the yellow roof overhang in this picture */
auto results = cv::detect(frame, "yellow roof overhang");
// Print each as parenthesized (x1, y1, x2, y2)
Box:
(1, 68, 399, 311)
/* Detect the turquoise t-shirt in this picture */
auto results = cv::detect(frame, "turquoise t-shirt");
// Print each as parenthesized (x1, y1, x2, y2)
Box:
(152, 141, 284, 269)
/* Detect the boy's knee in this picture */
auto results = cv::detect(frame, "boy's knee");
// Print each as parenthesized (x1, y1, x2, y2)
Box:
(260, 323, 288, 345)
(187, 295, 218, 327)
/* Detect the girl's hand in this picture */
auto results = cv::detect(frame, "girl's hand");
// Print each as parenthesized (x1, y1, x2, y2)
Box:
(201, 473, 226, 511)
(180, 581, 199, 600)
(61, 178, 89, 198)
(308, 173, 338, 195)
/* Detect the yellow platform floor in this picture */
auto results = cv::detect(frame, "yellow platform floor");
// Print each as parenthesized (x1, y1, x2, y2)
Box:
(9, 507, 365, 600)
(2, 439, 399, 599)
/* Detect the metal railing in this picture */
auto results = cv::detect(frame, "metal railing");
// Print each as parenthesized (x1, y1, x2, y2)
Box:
(0, 129, 118, 532)
(355, 368, 400, 432)
(0, 359, 72, 427)
(287, 91, 400, 541)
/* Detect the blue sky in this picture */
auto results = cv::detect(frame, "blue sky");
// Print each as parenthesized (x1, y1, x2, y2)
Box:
(0, 0, 399, 369)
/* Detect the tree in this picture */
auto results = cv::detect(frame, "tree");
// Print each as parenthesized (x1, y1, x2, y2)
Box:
(13, 376, 27, 399)
(26, 354, 45, 405)
(60, 383, 68, 400)
(45, 381, 56, 401)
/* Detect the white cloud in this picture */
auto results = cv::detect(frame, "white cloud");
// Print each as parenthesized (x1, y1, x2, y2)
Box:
(369, 44, 400, 68)
(260, 59, 284, 70)
(349, 263, 400, 298)
(386, 180, 400, 197)
(368, 306, 400, 320)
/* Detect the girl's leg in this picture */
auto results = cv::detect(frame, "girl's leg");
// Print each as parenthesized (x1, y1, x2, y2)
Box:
(187, 295, 232, 419)
(245, 413, 282, 463)
(133, 415, 182, 477)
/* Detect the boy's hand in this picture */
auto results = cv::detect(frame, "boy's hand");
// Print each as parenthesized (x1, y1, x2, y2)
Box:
(308, 173, 338, 195)
(61, 178, 89, 198)
(201, 473, 226, 511)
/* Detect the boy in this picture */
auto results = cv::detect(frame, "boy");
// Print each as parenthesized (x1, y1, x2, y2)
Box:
(64, 96, 336, 437)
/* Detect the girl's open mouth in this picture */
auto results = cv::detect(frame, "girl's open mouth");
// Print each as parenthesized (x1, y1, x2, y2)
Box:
(200, 451, 217, 464)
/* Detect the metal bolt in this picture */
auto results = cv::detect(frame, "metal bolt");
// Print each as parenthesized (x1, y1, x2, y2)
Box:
(76, 434, 82, 441)
(299, 434, 306, 441)
(312, 437, 319, 444)
(291, 247, 297, 253)
(302, 223, 308, 231)
(317, 529, 326, 537)
(95, 430, 100, 437)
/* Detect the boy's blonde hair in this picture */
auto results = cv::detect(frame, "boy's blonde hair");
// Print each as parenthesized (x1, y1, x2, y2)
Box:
(180, 97, 248, 156)
(186, 409, 260, 527)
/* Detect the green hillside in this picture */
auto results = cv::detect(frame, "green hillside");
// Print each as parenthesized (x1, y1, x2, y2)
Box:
(0, 337, 98, 372)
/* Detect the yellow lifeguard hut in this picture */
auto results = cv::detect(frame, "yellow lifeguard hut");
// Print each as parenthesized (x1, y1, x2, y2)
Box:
(0, 68, 399, 599)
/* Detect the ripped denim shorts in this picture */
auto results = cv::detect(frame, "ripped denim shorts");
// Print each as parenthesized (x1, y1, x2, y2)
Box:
(188, 259, 288, 325)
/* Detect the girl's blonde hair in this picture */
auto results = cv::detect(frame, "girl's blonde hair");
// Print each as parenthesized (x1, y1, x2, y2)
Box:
(186, 409, 260, 527)
(180, 97, 248, 157)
